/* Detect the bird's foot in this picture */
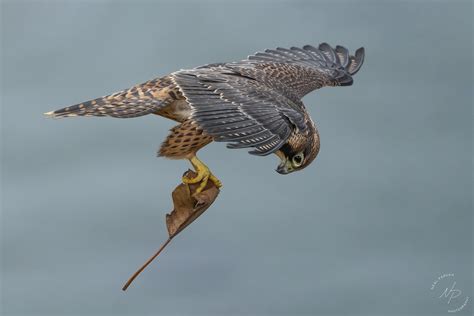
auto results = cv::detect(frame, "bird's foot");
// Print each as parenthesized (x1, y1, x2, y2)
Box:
(208, 174, 222, 188)
(182, 156, 222, 194)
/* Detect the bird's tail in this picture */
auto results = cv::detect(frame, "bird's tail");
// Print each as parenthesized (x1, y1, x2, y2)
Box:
(44, 77, 174, 119)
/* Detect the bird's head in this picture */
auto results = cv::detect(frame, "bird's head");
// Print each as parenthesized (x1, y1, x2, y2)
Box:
(275, 125, 320, 175)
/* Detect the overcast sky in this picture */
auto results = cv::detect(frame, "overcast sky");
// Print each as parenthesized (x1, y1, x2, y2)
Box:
(2, 1, 472, 315)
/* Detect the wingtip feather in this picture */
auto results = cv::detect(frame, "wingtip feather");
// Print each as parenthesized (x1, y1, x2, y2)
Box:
(347, 47, 365, 75)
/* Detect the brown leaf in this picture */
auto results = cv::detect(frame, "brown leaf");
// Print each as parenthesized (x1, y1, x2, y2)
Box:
(122, 170, 220, 291)
(166, 170, 220, 238)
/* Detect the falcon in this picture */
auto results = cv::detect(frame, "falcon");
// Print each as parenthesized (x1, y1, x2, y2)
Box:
(45, 43, 365, 193)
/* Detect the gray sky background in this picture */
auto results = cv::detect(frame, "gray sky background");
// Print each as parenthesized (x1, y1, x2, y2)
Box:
(1, 1, 472, 315)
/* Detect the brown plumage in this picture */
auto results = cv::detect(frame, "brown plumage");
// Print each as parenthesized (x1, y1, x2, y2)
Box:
(45, 43, 365, 190)
(157, 119, 212, 159)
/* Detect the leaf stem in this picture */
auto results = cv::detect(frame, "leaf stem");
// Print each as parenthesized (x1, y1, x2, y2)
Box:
(122, 237, 173, 291)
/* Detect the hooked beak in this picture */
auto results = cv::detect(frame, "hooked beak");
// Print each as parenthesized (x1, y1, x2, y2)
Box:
(275, 151, 292, 175)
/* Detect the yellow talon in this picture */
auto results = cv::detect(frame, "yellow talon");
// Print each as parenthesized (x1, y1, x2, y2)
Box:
(209, 174, 222, 188)
(182, 155, 222, 194)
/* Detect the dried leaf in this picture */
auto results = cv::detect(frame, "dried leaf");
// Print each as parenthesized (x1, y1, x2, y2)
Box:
(122, 170, 220, 291)
(166, 170, 220, 237)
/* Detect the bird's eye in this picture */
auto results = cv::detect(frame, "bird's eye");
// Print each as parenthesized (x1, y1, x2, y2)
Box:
(292, 153, 304, 167)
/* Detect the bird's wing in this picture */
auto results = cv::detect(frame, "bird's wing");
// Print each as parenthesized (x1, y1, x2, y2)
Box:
(172, 68, 307, 156)
(228, 43, 364, 100)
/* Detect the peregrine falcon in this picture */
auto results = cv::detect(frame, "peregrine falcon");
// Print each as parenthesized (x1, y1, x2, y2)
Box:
(45, 43, 365, 192)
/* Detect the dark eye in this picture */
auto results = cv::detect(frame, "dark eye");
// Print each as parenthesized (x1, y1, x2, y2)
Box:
(292, 153, 304, 167)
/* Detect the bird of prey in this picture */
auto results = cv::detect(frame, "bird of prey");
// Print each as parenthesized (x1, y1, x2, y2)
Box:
(45, 43, 364, 193)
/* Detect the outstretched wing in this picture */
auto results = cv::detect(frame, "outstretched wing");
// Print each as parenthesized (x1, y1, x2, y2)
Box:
(228, 43, 365, 100)
(172, 68, 307, 156)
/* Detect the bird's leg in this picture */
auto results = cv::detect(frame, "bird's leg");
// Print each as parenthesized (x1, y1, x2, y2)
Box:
(182, 155, 222, 193)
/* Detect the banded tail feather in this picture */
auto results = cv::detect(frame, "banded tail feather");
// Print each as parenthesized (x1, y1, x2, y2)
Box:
(44, 77, 175, 119)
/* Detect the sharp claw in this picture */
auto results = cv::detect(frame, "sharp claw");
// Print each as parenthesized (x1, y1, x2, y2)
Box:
(209, 174, 222, 188)
(182, 156, 222, 193)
